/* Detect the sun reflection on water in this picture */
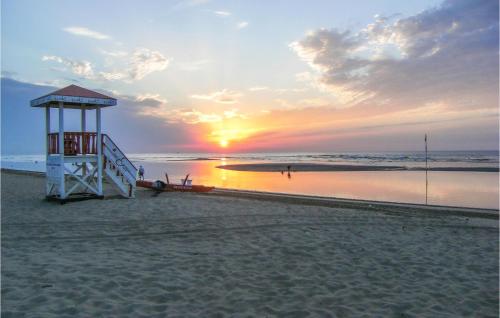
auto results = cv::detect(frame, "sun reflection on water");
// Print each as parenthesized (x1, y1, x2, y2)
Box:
(138, 160, 498, 209)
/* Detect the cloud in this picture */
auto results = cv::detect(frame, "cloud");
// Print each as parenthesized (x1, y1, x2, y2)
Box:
(191, 89, 243, 104)
(273, 87, 308, 94)
(99, 71, 128, 81)
(9, 0, 500, 152)
(152, 107, 246, 125)
(177, 59, 211, 71)
(273, 98, 293, 108)
(172, 0, 210, 10)
(63, 27, 110, 40)
(42, 55, 94, 78)
(1, 78, 207, 153)
(237, 21, 249, 29)
(290, 0, 499, 111)
(62, 87, 169, 110)
(128, 48, 170, 80)
(133, 94, 167, 107)
(2, 77, 497, 153)
(43, 48, 170, 82)
(164, 109, 222, 124)
(228, 100, 498, 152)
(298, 98, 331, 107)
(214, 10, 231, 17)
(1, 70, 17, 78)
(248, 86, 307, 94)
(248, 86, 269, 92)
(223, 108, 246, 119)
(100, 50, 128, 57)
(98, 48, 170, 81)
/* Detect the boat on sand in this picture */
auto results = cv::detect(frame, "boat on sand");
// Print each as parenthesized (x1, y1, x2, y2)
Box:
(136, 173, 214, 193)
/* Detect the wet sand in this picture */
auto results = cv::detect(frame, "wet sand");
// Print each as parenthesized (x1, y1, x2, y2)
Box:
(217, 163, 499, 172)
(1, 170, 498, 317)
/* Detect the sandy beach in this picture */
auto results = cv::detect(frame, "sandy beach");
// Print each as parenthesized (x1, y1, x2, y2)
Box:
(1, 170, 498, 317)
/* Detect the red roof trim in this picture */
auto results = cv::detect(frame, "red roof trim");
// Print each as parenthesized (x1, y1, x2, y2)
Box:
(42, 85, 115, 100)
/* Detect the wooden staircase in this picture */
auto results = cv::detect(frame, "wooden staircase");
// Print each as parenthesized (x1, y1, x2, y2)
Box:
(102, 135, 137, 198)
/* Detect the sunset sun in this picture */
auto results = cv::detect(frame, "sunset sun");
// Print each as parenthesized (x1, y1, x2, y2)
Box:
(219, 139, 229, 148)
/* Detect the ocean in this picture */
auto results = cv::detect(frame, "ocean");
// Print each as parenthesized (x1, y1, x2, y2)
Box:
(2, 151, 498, 209)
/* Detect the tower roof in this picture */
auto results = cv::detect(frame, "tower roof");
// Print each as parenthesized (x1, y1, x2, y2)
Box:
(31, 84, 117, 109)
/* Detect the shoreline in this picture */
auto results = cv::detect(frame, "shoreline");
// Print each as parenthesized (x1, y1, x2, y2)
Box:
(211, 188, 499, 219)
(216, 163, 499, 172)
(3, 168, 497, 218)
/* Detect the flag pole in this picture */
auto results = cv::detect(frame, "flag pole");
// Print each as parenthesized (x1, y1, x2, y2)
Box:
(425, 133, 428, 205)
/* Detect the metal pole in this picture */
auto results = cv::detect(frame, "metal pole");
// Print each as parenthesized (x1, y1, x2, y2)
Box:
(58, 102, 65, 198)
(425, 133, 428, 205)
(96, 106, 103, 195)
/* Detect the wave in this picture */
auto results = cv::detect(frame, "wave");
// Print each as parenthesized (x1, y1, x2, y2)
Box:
(2, 151, 498, 166)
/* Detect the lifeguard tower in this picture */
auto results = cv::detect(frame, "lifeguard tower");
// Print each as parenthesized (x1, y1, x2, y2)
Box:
(31, 85, 137, 202)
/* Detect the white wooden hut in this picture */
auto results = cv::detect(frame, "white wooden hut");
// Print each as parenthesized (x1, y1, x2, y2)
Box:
(31, 85, 137, 202)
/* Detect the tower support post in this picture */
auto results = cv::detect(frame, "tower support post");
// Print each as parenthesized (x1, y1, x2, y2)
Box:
(96, 106, 103, 195)
(58, 102, 65, 198)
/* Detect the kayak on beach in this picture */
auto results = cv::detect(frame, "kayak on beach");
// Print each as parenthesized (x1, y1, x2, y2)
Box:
(136, 173, 214, 193)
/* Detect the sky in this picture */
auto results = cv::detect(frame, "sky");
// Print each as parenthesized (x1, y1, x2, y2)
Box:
(1, 0, 498, 154)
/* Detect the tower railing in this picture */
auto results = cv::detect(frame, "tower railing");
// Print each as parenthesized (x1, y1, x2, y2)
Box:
(48, 132, 98, 155)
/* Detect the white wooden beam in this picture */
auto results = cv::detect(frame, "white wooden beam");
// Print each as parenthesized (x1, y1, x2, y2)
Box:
(81, 105, 87, 177)
(58, 102, 65, 198)
(45, 107, 50, 155)
(45, 107, 50, 195)
(96, 106, 103, 195)
(64, 166, 98, 195)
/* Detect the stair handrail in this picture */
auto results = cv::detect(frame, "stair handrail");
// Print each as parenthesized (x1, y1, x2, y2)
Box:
(102, 134, 137, 185)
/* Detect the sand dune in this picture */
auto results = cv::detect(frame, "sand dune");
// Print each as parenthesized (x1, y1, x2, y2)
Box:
(1, 170, 498, 317)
